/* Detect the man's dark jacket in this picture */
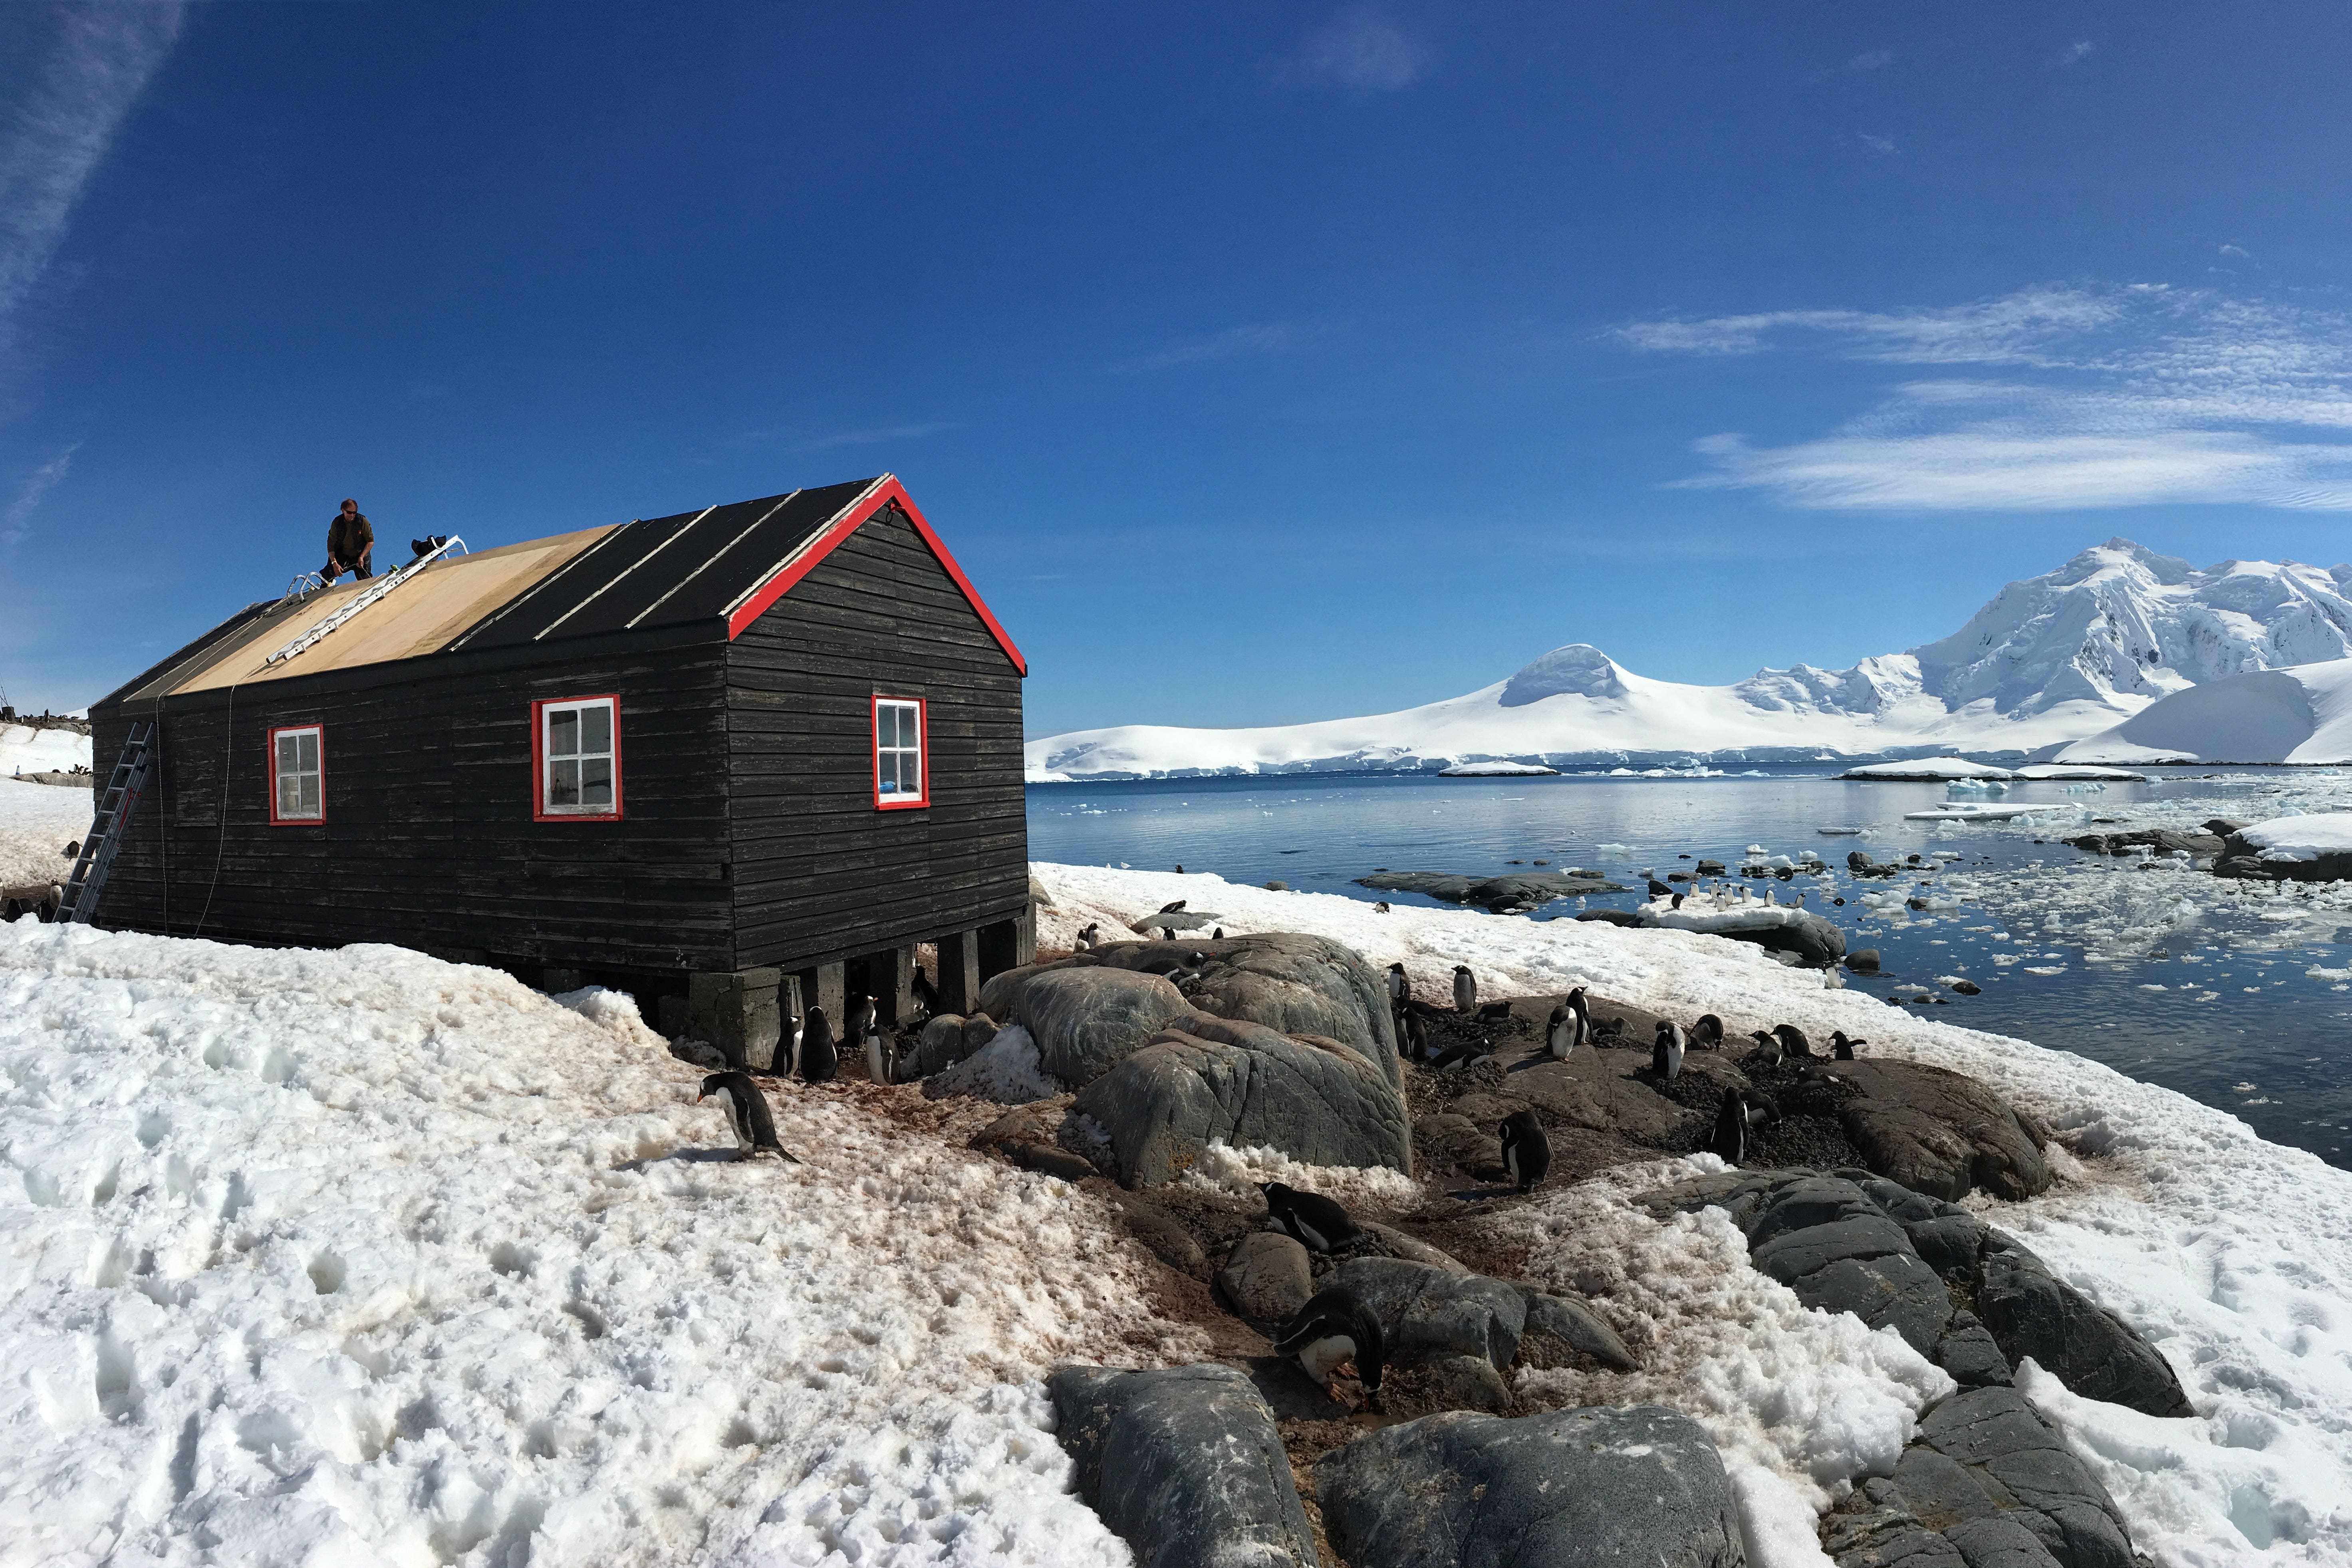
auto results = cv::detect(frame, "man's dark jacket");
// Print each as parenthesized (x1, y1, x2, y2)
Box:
(327, 512, 373, 564)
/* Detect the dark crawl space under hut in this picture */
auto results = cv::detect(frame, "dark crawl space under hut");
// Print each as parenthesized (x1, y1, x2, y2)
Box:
(84, 475, 1033, 1061)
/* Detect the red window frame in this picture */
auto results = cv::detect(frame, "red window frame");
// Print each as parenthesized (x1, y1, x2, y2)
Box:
(872, 695, 928, 811)
(532, 695, 624, 822)
(266, 723, 326, 826)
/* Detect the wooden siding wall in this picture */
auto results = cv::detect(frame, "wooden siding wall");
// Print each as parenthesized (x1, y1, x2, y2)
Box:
(91, 633, 735, 973)
(728, 503, 1029, 968)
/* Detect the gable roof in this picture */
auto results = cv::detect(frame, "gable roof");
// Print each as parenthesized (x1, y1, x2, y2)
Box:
(102, 474, 1024, 707)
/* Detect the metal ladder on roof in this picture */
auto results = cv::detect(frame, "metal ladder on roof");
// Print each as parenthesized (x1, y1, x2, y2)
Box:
(262, 536, 467, 666)
(58, 721, 155, 926)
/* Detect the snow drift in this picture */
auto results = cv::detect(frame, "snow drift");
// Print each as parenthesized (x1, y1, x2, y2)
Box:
(2055, 658, 2352, 765)
(1030, 540, 2352, 778)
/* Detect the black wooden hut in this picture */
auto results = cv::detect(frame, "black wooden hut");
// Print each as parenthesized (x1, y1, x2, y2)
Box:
(85, 475, 1031, 1063)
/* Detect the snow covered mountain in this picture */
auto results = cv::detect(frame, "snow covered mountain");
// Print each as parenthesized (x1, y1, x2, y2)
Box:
(2056, 659, 2352, 766)
(1028, 539, 2352, 778)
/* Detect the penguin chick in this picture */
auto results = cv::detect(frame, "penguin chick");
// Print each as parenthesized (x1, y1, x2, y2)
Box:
(1832, 1031, 1865, 1061)
(1773, 1023, 1812, 1060)
(1274, 1287, 1385, 1409)
(1500, 1109, 1551, 1193)
(1452, 965, 1477, 1014)
(1709, 1087, 1747, 1165)
(1652, 1020, 1685, 1082)
(1260, 1181, 1362, 1252)
(699, 1071, 800, 1161)
(799, 1006, 840, 1083)
(1748, 1028, 1783, 1068)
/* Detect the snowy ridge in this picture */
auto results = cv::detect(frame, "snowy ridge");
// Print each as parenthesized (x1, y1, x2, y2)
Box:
(1028, 539, 2352, 778)
(2057, 658, 2352, 765)
(2, 722, 91, 778)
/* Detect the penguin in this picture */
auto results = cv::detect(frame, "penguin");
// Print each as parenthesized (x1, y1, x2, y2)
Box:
(1212, 928, 1225, 940)
(1159, 899, 1187, 914)
(1544, 1002, 1581, 1060)
(1652, 1020, 1685, 1082)
(699, 1071, 799, 1161)
(1671, 893, 1685, 910)
(909, 967, 939, 1018)
(1259, 1181, 1362, 1252)
(1403, 1008, 1431, 1060)
(778, 1010, 805, 1078)
(1075, 922, 1100, 951)
(1690, 1014, 1724, 1050)
(1429, 1043, 1495, 1073)
(1831, 1031, 1865, 1061)
(1473, 1000, 1512, 1026)
(1385, 962, 1408, 1007)
(799, 1005, 839, 1083)
(1709, 1087, 1748, 1165)
(1173, 863, 1184, 874)
(1452, 965, 1477, 1014)
(863, 1023, 895, 1086)
(1773, 1023, 1812, 1061)
(1373, 901, 1392, 914)
(846, 992, 877, 1044)
(1748, 1028, 1782, 1068)
(1500, 1109, 1551, 1193)
(1566, 985, 1592, 1035)
(1273, 1287, 1385, 1409)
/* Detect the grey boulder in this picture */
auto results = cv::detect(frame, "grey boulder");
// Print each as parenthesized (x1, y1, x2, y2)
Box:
(1943, 1516, 2064, 1568)
(1073, 1012, 1411, 1186)
(1314, 1405, 1744, 1568)
(1752, 1213, 1955, 1356)
(1017, 966, 1193, 1087)
(1328, 1258, 1525, 1370)
(1974, 1239, 2194, 1417)
(1047, 1363, 1316, 1568)
(1830, 1060, 2052, 1201)
(1514, 1285, 1639, 1371)
(1083, 933, 1404, 1090)
(1217, 1232, 1314, 1325)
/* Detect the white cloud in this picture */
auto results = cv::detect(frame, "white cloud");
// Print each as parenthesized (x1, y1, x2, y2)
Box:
(0, 4, 186, 345)
(2, 443, 77, 545)
(1849, 50, 1893, 71)
(1626, 286, 2352, 512)
(1302, 7, 1425, 91)
(2058, 40, 2094, 65)
(1114, 322, 1298, 373)
(1858, 132, 1898, 156)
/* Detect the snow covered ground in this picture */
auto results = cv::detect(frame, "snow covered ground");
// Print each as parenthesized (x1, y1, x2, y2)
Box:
(0, 778, 89, 889)
(0, 923, 1189, 1568)
(1039, 864, 2352, 1567)
(2, 722, 91, 779)
(2057, 659, 2352, 765)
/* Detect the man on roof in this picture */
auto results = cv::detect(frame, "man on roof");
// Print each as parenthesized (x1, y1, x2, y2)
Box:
(325, 498, 375, 584)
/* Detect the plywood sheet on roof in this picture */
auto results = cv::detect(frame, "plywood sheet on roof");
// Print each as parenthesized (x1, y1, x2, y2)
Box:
(163, 527, 618, 696)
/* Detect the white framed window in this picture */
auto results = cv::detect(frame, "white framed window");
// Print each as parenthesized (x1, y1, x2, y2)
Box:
(534, 695, 621, 821)
(873, 696, 926, 809)
(268, 724, 324, 824)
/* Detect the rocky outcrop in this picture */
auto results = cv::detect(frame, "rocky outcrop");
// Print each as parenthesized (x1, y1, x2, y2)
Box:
(1083, 934, 1403, 1088)
(1973, 1235, 2195, 1417)
(1328, 1257, 1526, 1371)
(1314, 1405, 1744, 1568)
(1832, 1060, 2052, 1201)
(1216, 1233, 1314, 1325)
(1017, 967, 1193, 1087)
(2213, 828, 2352, 883)
(1355, 869, 1625, 912)
(1047, 1364, 1316, 1568)
(2064, 828, 2223, 858)
(1515, 1285, 1639, 1372)
(1074, 1013, 1412, 1186)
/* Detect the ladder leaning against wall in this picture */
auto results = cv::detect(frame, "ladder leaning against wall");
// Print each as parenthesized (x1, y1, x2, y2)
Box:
(57, 720, 156, 925)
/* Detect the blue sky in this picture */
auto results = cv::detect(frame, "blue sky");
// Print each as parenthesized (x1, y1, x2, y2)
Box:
(4, 3, 2352, 733)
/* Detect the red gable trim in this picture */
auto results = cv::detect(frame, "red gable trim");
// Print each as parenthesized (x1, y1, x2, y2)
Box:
(722, 475, 1028, 675)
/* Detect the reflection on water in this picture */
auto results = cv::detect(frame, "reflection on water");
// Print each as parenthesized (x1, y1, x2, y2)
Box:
(1028, 767, 2352, 1170)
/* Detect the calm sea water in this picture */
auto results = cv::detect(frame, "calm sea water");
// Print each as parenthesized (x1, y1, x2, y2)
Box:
(1027, 768, 2352, 1171)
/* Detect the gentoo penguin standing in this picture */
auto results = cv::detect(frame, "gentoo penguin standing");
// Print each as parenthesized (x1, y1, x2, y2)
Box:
(779, 1011, 805, 1078)
(1452, 965, 1477, 1014)
(1403, 1009, 1430, 1060)
(1710, 1087, 1748, 1165)
(1260, 1181, 1362, 1252)
(846, 992, 877, 1044)
(1831, 1031, 1865, 1061)
(909, 967, 939, 1018)
(1274, 1287, 1385, 1409)
(1691, 1014, 1724, 1050)
(1075, 922, 1100, 951)
(1544, 1002, 1582, 1060)
(1652, 1020, 1685, 1082)
(699, 1071, 799, 1161)
(1773, 1023, 1812, 1061)
(1499, 1109, 1551, 1193)
(863, 1023, 895, 1086)
(799, 1006, 839, 1083)
(1385, 962, 1408, 1008)
(1749, 1028, 1783, 1068)
(1212, 927, 1224, 940)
